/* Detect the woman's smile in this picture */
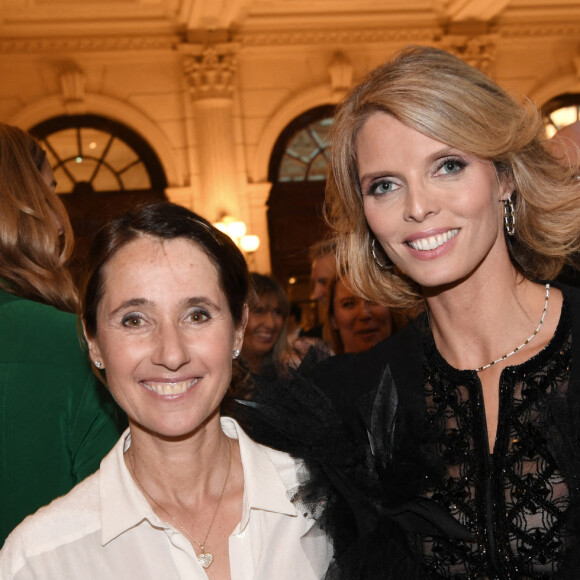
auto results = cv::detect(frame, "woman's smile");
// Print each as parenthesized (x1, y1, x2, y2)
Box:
(140, 377, 200, 397)
(406, 228, 459, 252)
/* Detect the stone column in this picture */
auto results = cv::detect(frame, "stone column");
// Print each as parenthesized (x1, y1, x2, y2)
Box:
(245, 182, 273, 274)
(182, 43, 240, 222)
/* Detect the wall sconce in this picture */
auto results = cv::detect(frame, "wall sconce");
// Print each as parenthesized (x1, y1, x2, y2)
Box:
(240, 235, 260, 254)
(214, 215, 246, 241)
(214, 215, 260, 267)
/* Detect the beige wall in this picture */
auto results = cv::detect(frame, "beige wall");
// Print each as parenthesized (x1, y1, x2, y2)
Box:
(1, 0, 580, 272)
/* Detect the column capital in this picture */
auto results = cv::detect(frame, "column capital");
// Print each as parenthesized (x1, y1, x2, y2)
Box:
(181, 43, 240, 100)
(441, 34, 498, 75)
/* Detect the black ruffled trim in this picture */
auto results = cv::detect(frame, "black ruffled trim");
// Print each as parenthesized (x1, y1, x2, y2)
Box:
(233, 349, 471, 579)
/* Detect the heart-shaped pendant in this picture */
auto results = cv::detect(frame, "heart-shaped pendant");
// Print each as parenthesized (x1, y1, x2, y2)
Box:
(198, 552, 214, 569)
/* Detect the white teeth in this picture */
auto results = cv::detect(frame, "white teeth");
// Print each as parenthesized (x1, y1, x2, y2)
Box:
(142, 378, 198, 396)
(408, 229, 459, 251)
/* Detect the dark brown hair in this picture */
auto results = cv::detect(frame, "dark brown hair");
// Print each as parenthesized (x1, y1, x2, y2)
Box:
(82, 202, 249, 338)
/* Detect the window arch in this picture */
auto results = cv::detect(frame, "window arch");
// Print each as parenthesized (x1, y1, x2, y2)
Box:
(543, 94, 580, 137)
(30, 115, 168, 282)
(30, 114, 167, 194)
(267, 105, 335, 319)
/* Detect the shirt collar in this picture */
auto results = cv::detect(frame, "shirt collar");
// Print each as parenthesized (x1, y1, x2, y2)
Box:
(220, 417, 298, 531)
(100, 429, 169, 545)
(100, 420, 301, 543)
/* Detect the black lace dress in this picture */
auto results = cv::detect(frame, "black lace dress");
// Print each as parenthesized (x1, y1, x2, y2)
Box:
(235, 285, 580, 580)
(414, 298, 578, 579)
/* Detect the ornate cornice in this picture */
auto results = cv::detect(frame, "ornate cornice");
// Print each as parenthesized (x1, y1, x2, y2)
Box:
(1, 21, 578, 56)
(0, 35, 179, 54)
(498, 22, 580, 38)
(233, 27, 441, 47)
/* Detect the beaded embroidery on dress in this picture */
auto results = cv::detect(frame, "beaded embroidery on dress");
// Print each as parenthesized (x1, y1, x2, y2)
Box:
(415, 300, 577, 578)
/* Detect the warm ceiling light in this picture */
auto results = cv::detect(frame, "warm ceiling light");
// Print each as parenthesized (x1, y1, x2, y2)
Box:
(240, 234, 260, 253)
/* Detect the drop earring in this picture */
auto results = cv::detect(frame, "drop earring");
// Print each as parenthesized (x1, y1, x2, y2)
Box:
(504, 195, 516, 236)
(371, 239, 393, 270)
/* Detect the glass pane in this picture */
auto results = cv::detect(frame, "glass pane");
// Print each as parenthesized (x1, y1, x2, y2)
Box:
(80, 128, 112, 159)
(64, 158, 99, 184)
(105, 138, 139, 172)
(307, 151, 329, 181)
(550, 106, 579, 130)
(310, 118, 332, 146)
(287, 128, 318, 162)
(44, 129, 79, 163)
(91, 164, 122, 192)
(279, 155, 308, 181)
(120, 162, 151, 189)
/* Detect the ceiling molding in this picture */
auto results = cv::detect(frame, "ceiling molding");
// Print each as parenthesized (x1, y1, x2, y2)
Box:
(498, 22, 580, 38)
(0, 35, 179, 54)
(234, 27, 441, 47)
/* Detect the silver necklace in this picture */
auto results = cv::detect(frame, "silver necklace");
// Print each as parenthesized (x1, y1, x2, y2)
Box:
(128, 439, 232, 569)
(475, 283, 550, 372)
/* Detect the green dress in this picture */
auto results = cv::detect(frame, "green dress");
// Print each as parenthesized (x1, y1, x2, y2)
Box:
(0, 288, 124, 546)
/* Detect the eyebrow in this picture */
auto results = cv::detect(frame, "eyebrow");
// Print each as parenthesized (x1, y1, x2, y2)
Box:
(183, 296, 222, 312)
(358, 146, 463, 187)
(108, 296, 222, 318)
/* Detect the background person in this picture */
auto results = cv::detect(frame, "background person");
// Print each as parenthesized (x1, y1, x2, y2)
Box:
(301, 240, 337, 339)
(240, 273, 289, 375)
(286, 301, 304, 348)
(0, 123, 122, 546)
(0, 202, 331, 579)
(309, 240, 337, 304)
(223, 273, 290, 415)
(322, 276, 395, 355)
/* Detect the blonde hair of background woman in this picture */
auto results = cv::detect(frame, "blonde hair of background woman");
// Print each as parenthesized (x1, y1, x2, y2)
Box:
(325, 45, 580, 310)
(0, 123, 77, 312)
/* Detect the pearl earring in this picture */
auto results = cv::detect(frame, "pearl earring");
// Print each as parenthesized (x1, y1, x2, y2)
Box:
(94, 360, 103, 369)
(233, 349, 240, 359)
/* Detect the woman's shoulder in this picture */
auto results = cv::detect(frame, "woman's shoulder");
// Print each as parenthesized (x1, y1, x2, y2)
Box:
(0, 289, 76, 327)
(0, 289, 86, 363)
(1, 472, 101, 563)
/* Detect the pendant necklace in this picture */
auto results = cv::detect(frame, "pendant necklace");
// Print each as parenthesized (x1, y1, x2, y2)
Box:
(474, 283, 550, 372)
(128, 438, 232, 569)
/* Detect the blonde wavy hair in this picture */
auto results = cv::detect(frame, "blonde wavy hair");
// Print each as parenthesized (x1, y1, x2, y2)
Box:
(0, 123, 77, 312)
(326, 45, 580, 310)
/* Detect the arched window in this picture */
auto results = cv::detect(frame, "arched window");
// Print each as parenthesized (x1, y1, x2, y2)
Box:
(543, 95, 580, 137)
(267, 105, 335, 316)
(276, 115, 332, 182)
(30, 115, 167, 281)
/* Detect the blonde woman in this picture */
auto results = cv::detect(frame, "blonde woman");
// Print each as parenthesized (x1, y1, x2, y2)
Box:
(240, 46, 580, 579)
(317, 44, 580, 578)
